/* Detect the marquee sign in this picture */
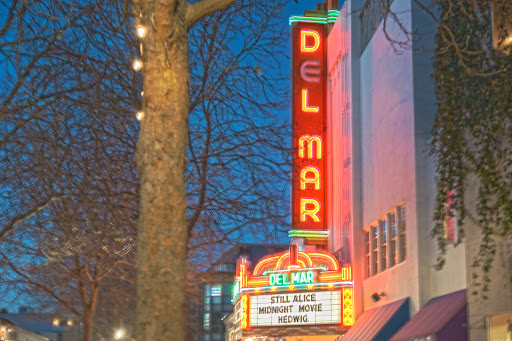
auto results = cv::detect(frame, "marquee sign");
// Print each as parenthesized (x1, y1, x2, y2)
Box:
(249, 291, 341, 327)
(233, 246, 354, 330)
(291, 19, 328, 244)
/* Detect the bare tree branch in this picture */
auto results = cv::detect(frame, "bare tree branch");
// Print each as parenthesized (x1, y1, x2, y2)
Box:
(185, 0, 238, 26)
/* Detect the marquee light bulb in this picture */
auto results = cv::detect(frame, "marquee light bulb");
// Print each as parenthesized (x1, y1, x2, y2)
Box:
(136, 111, 144, 121)
(136, 25, 147, 38)
(132, 59, 143, 71)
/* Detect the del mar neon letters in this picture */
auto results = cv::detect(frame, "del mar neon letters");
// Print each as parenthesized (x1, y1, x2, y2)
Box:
(292, 21, 327, 241)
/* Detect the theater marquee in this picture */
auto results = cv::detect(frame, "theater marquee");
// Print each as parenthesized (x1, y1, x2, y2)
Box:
(249, 291, 342, 326)
(232, 246, 354, 333)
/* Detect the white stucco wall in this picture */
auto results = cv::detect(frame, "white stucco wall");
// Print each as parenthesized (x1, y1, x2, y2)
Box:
(327, 0, 467, 322)
(358, 0, 422, 313)
(355, 0, 466, 315)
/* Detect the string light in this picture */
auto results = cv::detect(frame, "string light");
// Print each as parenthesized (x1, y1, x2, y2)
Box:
(136, 111, 144, 120)
(132, 59, 143, 71)
(136, 25, 147, 39)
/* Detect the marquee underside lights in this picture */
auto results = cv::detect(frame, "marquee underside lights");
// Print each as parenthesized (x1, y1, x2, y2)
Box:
(233, 247, 354, 331)
(291, 17, 328, 245)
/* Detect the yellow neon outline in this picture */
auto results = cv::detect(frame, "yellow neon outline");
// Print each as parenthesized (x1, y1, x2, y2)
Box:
(301, 166, 320, 190)
(309, 252, 340, 270)
(252, 254, 281, 276)
(343, 288, 355, 326)
(302, 89, 319, 113)
(298, 251, 313, 267)
(300, 198, 321, 222)
(298, 135, 322, 159)
(300, 29, 321, 52)
(275, 253, 289, 270)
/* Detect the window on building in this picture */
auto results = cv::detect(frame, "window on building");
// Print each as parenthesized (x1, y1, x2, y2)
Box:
(204, 313, 210, 331)
(214, 264, 235, 272)
(489, 312, 512, 341)
(210, 285, 222, 297)
(371, 225, 378, 276)
(388, 213, 396, 267)
(365, 230, 370, 278)
(379, 219, 387, 272)
(365, 204, 406, 278)
(398, 205, 406, 262)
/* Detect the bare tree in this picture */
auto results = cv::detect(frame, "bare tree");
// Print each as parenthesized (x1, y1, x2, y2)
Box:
(1, 0, 290, 339)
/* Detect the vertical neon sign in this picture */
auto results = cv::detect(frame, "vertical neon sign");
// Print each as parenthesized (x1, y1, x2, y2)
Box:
(292, 21, 327, 242)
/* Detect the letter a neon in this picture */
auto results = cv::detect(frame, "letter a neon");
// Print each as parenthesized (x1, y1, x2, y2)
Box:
(301, 167, 320, 190)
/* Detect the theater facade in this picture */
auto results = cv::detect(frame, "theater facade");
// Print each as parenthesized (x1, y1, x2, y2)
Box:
(225, 0, 512, 340)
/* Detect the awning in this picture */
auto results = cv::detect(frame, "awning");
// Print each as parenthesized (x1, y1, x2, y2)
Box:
(389, 289, 467, 341)
(342, 298, 409, 341)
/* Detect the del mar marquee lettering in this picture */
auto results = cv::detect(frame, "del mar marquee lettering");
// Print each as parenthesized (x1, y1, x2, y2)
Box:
(268, 270, 315, 286)
(291, 20, 327, 241)
(250, 291, 341, 326)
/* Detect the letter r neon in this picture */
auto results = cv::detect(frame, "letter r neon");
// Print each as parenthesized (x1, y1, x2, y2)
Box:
(300, 198, 321, 222)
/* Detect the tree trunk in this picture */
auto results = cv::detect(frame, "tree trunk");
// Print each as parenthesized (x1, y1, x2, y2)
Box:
(135, 2, 190, 340)
(83, 310, 94, 341)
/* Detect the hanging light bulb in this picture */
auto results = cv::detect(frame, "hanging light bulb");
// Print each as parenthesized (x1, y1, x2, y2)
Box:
(136, 111, 144, 121)
(132, 59, 143, 71)
(136, 25, 147, 39)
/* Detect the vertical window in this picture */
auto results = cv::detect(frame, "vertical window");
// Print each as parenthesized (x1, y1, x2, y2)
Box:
(211, 285, 222, 296)
(364, 204, 406, 278)
(399, 205, 406, 262)
(378, 219, 387, 272)
(204, 313, 211, 331)
(371, 226, 378, 276)
(388, 213, 396, 267)
(365, 230, 370, 278)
